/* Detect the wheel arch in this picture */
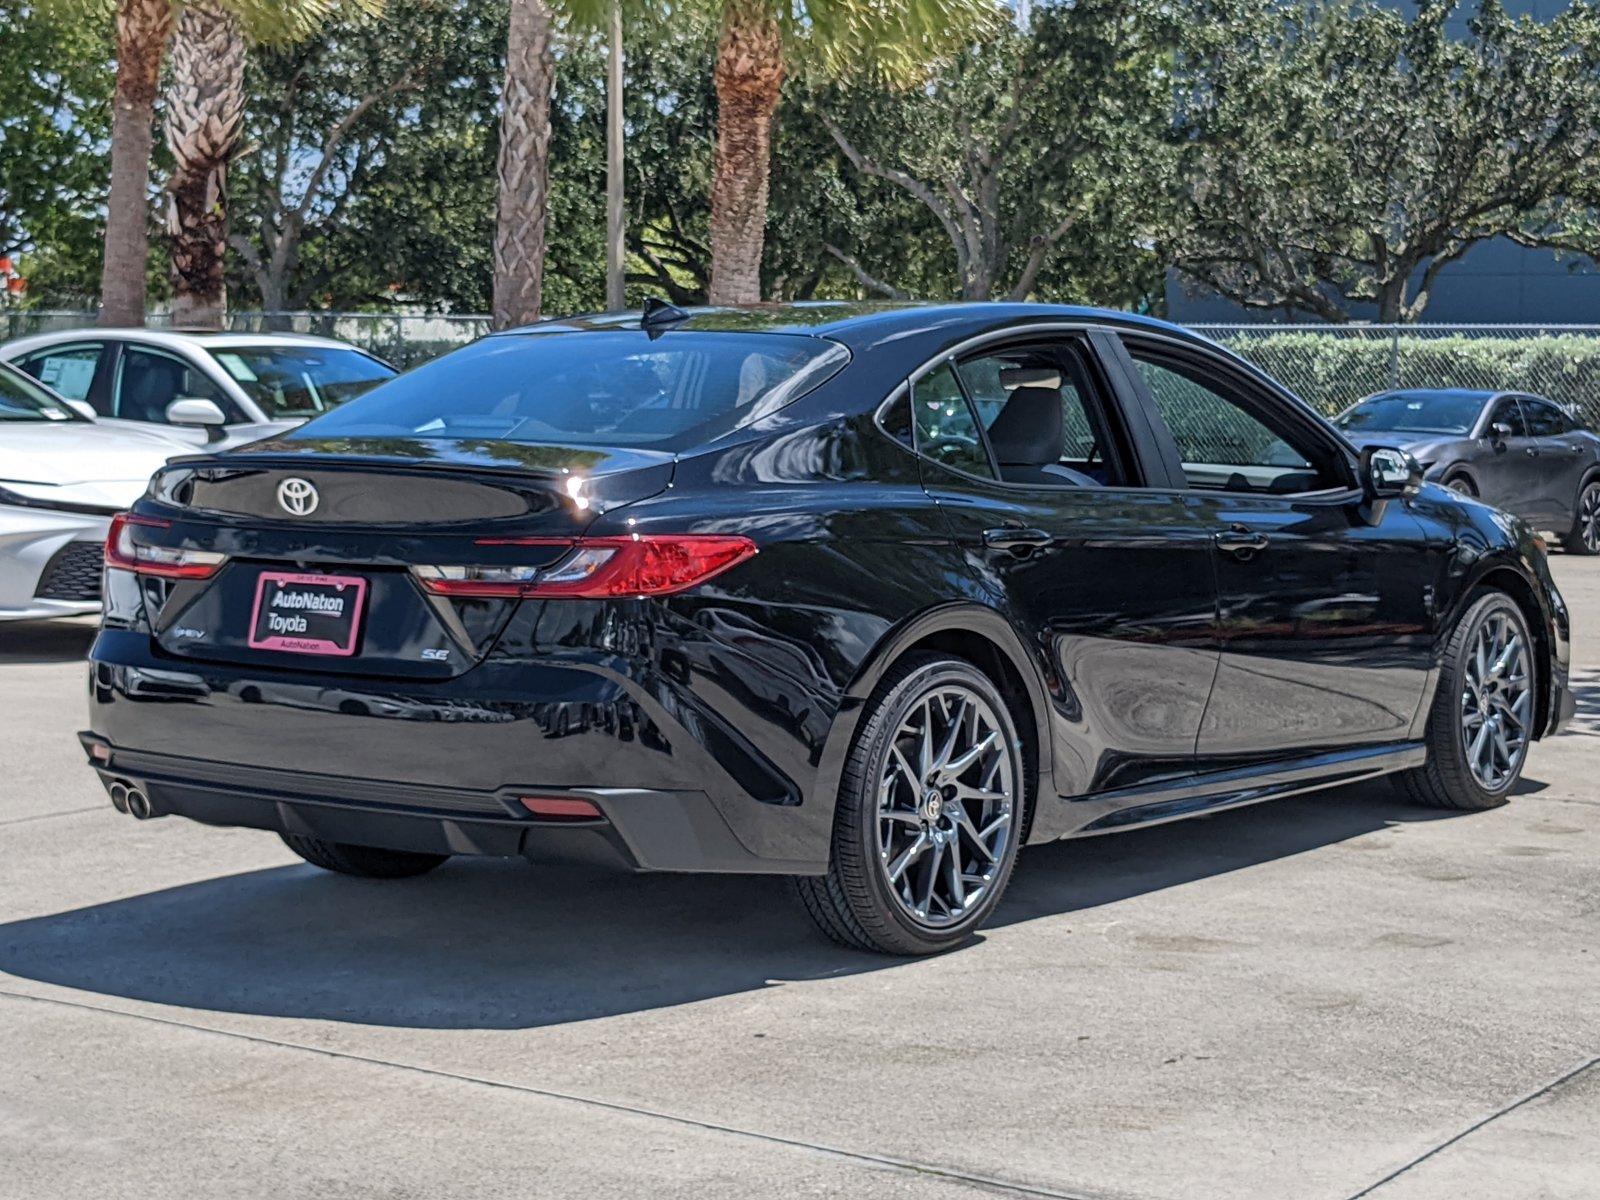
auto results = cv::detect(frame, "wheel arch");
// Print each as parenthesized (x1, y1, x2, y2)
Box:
(811, 603, 1053, 840)
(1457, 560, 1554, 740)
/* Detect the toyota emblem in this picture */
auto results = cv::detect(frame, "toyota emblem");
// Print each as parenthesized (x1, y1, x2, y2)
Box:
(277, 477, 319, 517)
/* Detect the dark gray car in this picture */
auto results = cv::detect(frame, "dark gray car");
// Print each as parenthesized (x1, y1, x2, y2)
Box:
(1336, 388, 1600, 553)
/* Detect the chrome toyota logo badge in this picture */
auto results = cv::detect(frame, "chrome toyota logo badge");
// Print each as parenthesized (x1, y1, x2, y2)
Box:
(277, 477, 319, 516)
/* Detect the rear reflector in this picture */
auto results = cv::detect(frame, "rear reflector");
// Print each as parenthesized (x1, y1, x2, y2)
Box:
(105, 513, 227, 580)
(518, 795, 603, 820)
(413, 534, 756, 599)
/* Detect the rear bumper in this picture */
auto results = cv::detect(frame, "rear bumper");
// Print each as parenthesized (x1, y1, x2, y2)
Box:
(81, 734, 823, 874)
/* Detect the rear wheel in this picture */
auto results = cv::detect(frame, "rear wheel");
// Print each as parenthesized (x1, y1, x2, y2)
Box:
(280, 833, 449, 879)
(1445, 473, 1477, 497)
(794, 653, 1026, 955)
(1395, 591, 1534, 811)
(1562, 478, 1600, 556)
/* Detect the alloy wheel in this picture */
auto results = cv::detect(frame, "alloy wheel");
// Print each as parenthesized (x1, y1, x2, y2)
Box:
(1579, 483, 1600, 553)
(875, 684, 1016, 929)
(1460, 610, 1531, 791)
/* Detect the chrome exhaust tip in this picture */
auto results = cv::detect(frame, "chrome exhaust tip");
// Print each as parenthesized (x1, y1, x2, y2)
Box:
(108, 781, 130, 814)
(125, 787, 154, 821)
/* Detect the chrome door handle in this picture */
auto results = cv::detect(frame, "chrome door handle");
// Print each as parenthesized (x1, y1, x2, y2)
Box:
(1214, 526, 1269, 557)
(982, 527, 1053, 553)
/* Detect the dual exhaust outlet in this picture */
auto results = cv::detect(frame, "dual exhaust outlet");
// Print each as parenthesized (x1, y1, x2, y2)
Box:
(107, 779, 158, 821)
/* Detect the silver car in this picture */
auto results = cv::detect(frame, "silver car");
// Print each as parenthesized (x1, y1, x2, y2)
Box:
(1336, 388, 1600, 553)
(0, 329, 395, 448)
(0, 363, 188, 621)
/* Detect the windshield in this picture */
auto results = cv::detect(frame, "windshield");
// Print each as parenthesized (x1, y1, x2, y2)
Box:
(0, 365, 82, 422)
(290, 331, 850, 451)
(1338, 392, 1485, 436)
(208, 345, 395, 420)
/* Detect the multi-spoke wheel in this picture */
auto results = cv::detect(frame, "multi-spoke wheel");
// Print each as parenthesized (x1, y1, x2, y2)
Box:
(794, 653, 1026, 955)
(1396, 591, 1536, 811)
(1562, 479, 1600, 556)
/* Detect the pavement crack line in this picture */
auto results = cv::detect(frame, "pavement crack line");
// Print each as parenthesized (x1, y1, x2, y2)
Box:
(0, 805, 104, 830)
(1344, 1050, 1600, 1198)
(0, 987, 1114, 1200)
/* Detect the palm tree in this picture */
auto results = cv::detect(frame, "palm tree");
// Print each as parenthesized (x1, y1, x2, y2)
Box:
(493, 0, 557, 329)
(164, 2, 246, 328)
(101, 0, 174, 327)
(707, 0, 1000, 305)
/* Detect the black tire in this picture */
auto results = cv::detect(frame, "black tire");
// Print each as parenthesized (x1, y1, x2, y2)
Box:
(280, 833, 449, 879)
(1444, 473, 1477, 497)
(1394, 590, 1534, 811)
(1561, 476, 1600, 556)
(793, 652, 1027, 955)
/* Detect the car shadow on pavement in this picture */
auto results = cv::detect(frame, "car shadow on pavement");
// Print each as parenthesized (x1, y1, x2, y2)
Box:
(0, 784, 1481, 1031)
(0, 619, 96, 665)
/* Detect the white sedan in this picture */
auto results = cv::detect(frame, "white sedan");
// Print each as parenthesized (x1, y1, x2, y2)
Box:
(0, 328, 396, 448)
(0, 363, 188, 622)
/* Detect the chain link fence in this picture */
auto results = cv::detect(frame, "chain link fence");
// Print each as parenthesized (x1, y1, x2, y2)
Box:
(5, 311, 1598, 426)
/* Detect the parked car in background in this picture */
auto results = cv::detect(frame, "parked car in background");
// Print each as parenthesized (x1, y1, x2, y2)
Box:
(81, 303, 1572, 954)
(1335, 388, 1600, 553)
(0, 362, 187, 621)
(0, 330, 396, 449)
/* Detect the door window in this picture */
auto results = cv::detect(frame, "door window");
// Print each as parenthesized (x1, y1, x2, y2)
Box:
(955, 344, 1124, 486)
(1523, 399, 1570, 437)
(911, 363, 994, 478)
(1487, 396, 1527, 437)
(17, 344, 103, 405)
(112, 346, 232, 424)
(1127, 348, 1339, 494)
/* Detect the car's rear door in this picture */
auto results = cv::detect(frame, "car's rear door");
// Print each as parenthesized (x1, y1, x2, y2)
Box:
(908, 327, 1221, 830)
(1112, 333, 1436, 768)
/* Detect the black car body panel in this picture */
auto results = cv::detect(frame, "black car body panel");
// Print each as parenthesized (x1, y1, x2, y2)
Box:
(84, 304, 1574, 874)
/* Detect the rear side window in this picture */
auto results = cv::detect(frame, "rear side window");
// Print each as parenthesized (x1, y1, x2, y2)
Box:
(1523, 400, 1571, 437)
(18, 344, 102, 404)
(292, 331, 848, 452)
(912, 363, 994, 478)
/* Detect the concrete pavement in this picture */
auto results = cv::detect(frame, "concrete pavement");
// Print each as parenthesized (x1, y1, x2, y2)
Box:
(2, 560, 1597, 1199)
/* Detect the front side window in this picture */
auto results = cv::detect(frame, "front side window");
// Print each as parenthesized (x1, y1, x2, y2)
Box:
(911, 363, 994, 478)
(1487, 397, 1528, 438)
(209, 346, 395, 419)
(1129, 349, 1338, 494)
(18, 344, 102, 404)
(113, 346, 232, 424)
(294, 331, 848, 452)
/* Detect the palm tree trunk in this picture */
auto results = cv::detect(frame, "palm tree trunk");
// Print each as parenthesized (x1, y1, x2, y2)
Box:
(707, 0, 783, 306)
(165, 2, 246, 330)
(100, 0, 173, 327)
(604, 0, 625, 311)
(493, 0, 556, 330)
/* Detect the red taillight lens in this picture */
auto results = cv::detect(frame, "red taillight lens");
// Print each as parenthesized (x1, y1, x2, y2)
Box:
(413, 534, 757, 599)
(105, 513, 227, 580)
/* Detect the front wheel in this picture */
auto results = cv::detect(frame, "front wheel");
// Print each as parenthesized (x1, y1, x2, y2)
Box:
(1395, 591, 1534, 811)
(794, 653, 1026, 955)
(280, 833, 449, 879)
(1562, 478, 1600, 555)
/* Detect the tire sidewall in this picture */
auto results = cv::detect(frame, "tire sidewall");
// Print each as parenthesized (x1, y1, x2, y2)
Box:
(1566, 477, 1600, 555)
(1438, 593, 1534, 804)
(846, 658, 1026, 950)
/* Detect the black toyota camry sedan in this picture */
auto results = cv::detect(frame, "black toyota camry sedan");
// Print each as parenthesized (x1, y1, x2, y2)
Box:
(84, 302, 1574, 955)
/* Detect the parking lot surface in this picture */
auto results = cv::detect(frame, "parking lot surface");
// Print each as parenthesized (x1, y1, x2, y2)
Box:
(2, 561, 1597, 1200)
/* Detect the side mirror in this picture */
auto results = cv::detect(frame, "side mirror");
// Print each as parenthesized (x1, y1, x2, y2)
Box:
(1488, 421, 1513, 444)
(166, 397, 228, 443)
(1360, 445, 1421, 501)
(63, 398, 97, 421)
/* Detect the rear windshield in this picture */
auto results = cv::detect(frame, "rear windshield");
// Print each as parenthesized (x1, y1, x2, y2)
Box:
(208, 345, 395, 420)
(289, 331, 849, 451)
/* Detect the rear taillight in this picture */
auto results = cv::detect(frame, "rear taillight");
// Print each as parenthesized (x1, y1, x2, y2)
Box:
(412, 534, 757, 599)
(105, 513, 227, 580)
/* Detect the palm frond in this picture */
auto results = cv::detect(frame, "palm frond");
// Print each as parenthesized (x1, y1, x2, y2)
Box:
(789, 0, 1006, 84)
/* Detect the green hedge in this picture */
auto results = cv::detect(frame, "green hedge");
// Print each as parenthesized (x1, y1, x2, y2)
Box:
(1211, 332, 1600, 426)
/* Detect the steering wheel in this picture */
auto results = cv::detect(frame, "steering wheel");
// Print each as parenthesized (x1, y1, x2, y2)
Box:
(924, 434, 980, 461)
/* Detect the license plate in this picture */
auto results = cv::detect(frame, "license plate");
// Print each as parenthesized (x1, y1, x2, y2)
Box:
(247, 571, 366, 657)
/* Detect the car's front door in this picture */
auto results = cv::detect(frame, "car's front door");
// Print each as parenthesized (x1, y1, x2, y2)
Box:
(1473, 395, 1544, 519)
(108, 343, 243, 443)
(1116, 335, 1436, 768)
(1520, 396, 1590, 523)
(907, 330, 1221, 828)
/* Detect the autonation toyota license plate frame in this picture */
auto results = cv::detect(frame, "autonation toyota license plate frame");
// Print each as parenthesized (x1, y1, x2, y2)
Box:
(247, 570, 367, 657)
